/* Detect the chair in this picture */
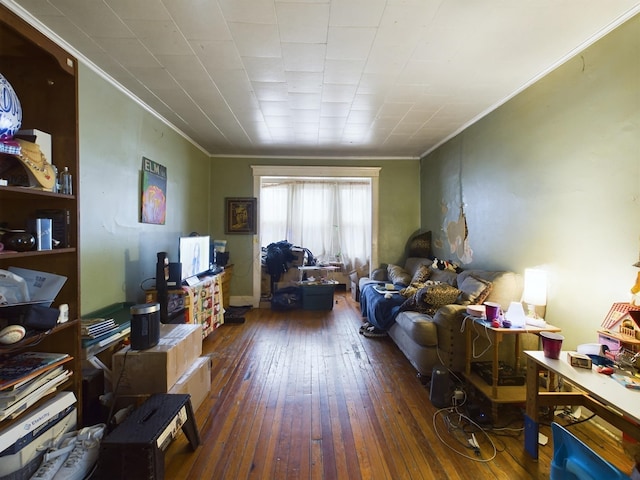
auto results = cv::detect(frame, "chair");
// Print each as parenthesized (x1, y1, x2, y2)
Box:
(550, 422, 630, 480)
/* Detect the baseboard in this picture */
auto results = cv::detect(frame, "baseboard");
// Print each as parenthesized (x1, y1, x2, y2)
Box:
(230, 295, 256, 308)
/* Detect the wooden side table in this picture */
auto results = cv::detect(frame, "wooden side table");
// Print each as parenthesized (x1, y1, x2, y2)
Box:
(463, 318, 561, 418)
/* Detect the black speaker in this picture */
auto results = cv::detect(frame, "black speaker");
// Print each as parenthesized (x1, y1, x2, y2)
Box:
(430, 365, 450, 408)
(167, 262, 182, 288)
(130, 303, 160, 350)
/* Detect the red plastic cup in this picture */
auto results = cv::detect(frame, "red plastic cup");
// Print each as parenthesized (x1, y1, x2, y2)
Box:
(540, 332, 564, 359)
(484, 301, 501, 322)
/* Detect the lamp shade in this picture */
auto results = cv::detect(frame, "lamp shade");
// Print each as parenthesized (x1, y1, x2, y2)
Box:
(523, 268, 547, 306)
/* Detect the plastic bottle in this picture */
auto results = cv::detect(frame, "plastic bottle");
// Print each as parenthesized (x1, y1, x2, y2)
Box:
(50, 164, 58, 193)
(60, 166, 72, 195)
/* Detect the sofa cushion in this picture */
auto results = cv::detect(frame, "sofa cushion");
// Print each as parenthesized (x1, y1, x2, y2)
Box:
(456, 275, 493, 306)
(407, 231, 432, 259)
(394, 310, 438, 347)
(411, 264, 431, 284)
(387, 264, 411, 285)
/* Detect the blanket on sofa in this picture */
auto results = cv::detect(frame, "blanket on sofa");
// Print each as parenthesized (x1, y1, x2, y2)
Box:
(359, 284, 405, 330)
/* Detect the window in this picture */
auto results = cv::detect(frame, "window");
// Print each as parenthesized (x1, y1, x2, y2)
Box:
(251, 166, 380, 305)
(260, 177, 371, 271)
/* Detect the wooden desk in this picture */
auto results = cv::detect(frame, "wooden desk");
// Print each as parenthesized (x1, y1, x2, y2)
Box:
(524, 350, 640, 459)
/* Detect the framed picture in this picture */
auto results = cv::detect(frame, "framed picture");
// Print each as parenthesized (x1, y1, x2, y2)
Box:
(140, 157, 167, 225)
(225, 197, 257, 234)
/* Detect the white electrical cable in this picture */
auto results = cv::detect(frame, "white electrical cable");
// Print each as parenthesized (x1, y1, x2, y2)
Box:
(432, 406, 498, 462)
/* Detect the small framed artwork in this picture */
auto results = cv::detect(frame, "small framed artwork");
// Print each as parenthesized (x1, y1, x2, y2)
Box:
(225, 197, 257, 234)
(141, 157, 167, 225)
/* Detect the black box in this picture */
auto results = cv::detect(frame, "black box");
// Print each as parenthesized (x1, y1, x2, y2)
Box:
(301, 284, 335, 310)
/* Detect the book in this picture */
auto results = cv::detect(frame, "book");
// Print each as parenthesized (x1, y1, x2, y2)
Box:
(0, 368, 71, 421)
(0, 352, 70, 391)
(0, 366, 66, 408)
(611, 374, 640, 390)
(35, 208, 70, 248)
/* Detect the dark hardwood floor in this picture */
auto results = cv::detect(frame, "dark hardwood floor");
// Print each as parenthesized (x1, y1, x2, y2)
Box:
(164, 291, 634, 479)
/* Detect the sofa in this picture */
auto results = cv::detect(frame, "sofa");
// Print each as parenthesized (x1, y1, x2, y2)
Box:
(358, 257, 525, 378)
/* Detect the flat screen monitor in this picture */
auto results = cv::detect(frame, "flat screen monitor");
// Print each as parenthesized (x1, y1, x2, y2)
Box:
(179, 235, 210, 281)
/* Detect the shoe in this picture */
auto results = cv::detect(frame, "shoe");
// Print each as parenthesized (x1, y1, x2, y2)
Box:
(359, 321, 371, 333)
(52, 423, 106, 480)
(362, 325, 387, 338)
(30, 433, 77, 480)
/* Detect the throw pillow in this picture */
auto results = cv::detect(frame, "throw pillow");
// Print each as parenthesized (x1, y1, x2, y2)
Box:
(387, 264, 411, 286)
(456, 275, 493, 306)
(411, 264, 431, 284)
(422, 283, 461, 308)
(399, 282, 461, 315)
(407, 231, 432, 258)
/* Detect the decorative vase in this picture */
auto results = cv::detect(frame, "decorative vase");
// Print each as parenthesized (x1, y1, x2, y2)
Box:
(3, 231, 35, 251)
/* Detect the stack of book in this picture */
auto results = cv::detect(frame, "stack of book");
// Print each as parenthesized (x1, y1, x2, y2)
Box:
(81, 307, 132, 359)
(0, 352, 72, 422)
(81, 317, 117, 339)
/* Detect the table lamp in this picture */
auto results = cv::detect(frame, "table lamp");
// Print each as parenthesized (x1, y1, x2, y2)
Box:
(523, 268, 547, 321)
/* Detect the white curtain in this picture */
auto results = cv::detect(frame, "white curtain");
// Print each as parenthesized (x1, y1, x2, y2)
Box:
(260, 178, 371, 271)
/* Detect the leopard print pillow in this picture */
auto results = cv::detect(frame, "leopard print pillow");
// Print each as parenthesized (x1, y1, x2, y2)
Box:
(399, 283, 461, 315)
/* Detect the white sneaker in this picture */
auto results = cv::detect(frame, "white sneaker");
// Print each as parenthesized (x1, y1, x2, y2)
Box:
(52, 424, 105, 480)
(30, 432, 77, 480)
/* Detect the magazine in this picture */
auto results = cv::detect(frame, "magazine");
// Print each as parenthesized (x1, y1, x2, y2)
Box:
(0, 352, 70, 391)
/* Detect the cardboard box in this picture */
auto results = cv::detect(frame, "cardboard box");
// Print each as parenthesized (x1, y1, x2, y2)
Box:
(112, 323, 202, 395)
(168, 356, 211, 412)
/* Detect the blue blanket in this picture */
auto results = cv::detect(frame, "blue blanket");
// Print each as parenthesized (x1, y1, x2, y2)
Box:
(360, 284, 406, 331)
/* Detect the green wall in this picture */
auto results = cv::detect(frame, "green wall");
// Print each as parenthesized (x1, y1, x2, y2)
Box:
(421, 14, 640, 348)
(208, 159, 421, 298)
(77, 65, 421, 309)
(78, 65, 211, 313)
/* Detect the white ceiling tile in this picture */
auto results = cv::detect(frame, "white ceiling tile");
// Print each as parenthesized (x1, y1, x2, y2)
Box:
(260, 101, 291, 117)
(329, 0, 386, 27)
(12, 0, 640, 157)
(228, 22, 282, 57)
(285, 71, 323, 93)
(218, 0, 277, 24)
(253, 82, 289, 101)
(288, 92, 322, 109)
(96, 37, 161, 69)
(276, 3, 330, 43)
(124, 20, 192, 56)
(105, 0, 171, 21)
(320, 102, 350, 117)
(281, 43, 326, 72)
(49, 0, 132, 38)
(162, 0, 231, 41)
(192, 40, 245, 71)
(326, 27, 376, 60)
(242, 56, 287, 83)
(323, 59, 365, 85)
(322, 84, 357, 103)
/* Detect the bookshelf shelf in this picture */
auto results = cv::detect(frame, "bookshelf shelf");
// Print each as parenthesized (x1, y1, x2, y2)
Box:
(0, 2, 82, 441)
